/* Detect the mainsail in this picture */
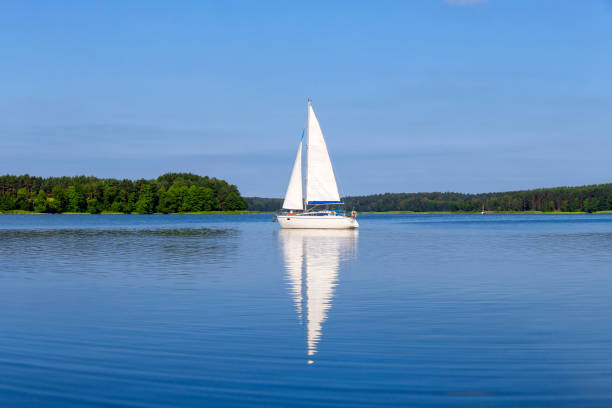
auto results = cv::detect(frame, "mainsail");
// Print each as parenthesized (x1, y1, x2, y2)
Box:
(282, 139, 303, 210)
(305, 102, 341, 205)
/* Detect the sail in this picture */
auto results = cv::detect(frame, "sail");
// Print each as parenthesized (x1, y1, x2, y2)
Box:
(282, 140, 303, 210)
(306, 102, 342, 205)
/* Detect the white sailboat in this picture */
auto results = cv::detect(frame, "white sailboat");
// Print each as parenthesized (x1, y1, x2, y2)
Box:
(277, 100, 359, 229)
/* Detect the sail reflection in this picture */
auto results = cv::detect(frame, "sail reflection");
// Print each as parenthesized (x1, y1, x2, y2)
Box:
(279, 229, 358, 363)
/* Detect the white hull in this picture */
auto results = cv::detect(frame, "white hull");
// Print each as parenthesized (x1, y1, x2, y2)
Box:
(278, 215, 359, 229)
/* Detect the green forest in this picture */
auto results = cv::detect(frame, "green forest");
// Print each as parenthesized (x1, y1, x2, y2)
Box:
(0, 173, 247, 214)
(246, 183, 612, 213)
(4, 175, 612, 214)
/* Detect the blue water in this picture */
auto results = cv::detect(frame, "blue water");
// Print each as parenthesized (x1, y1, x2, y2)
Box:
(2, 214, 612, 407)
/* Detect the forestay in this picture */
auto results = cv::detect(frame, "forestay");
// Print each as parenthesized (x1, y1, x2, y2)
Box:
(306, 103, 341, 205)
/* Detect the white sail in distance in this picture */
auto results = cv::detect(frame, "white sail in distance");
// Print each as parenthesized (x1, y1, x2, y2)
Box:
(306, 102, 341, 205)
(282, 139, 303, 210)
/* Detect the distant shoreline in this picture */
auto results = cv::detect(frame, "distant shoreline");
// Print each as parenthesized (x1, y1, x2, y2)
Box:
(360, 211, 605, 214)
(0, 210, 259, 215)
(3, 210, 612, 215)
(246, 183, 612, 213)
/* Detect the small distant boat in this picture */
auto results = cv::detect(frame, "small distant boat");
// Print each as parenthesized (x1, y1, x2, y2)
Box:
(276, 100, 359, 229)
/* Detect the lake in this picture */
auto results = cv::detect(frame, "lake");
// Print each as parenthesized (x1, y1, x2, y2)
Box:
(1, 214, 612, 407)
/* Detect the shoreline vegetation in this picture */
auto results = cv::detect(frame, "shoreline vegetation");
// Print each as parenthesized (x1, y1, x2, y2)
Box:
(0, 210, 258, 215)
(0, 173, 248, 214)
(4, 173, 612, 215)
(344, 210, 612, 215)
(5, 210, 612, 215)
(246, 182, 612, 213)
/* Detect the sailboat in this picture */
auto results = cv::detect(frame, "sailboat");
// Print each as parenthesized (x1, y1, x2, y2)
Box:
(277, 100, 359, 229)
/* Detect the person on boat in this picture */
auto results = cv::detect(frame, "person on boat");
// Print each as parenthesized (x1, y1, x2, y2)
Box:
(351, 210, 357, 219)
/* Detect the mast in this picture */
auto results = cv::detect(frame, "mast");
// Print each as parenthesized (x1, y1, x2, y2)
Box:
(305, 98, 310, 211)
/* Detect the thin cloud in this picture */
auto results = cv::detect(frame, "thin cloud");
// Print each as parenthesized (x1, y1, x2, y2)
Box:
(445, 0, 488, 5)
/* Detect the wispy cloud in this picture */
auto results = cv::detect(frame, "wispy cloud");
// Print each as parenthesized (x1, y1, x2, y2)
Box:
(444, 0, 488, 6)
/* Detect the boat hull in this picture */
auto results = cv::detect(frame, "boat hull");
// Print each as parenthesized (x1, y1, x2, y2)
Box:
(277, 215, 359, 229)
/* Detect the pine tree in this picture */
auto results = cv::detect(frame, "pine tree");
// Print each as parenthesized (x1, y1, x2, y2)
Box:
(33, 190, 48, 213)
(66, 186, 86, 212)
(135, 185, 155, 214)
(16, 188, 31, 211)
(224, 192, 247, 211)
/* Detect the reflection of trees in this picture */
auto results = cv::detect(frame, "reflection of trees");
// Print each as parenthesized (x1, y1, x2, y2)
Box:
(0, 228, 239, 277)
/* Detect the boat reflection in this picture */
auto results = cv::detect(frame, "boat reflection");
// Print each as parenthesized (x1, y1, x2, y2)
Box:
(279, 229, 358, 364)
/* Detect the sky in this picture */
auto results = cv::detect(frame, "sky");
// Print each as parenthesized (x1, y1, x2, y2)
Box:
(1, 0, 611, 197)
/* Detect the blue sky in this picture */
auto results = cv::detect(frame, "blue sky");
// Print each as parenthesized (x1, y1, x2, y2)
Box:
(1, 1, 611, 197)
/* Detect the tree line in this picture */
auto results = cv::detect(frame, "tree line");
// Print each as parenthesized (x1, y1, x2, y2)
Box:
(245, 183, 612, 213)
(0, 173, 247, 213)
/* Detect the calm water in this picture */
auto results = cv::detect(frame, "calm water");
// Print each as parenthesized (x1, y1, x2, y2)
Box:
(2, 214, 612, 407)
